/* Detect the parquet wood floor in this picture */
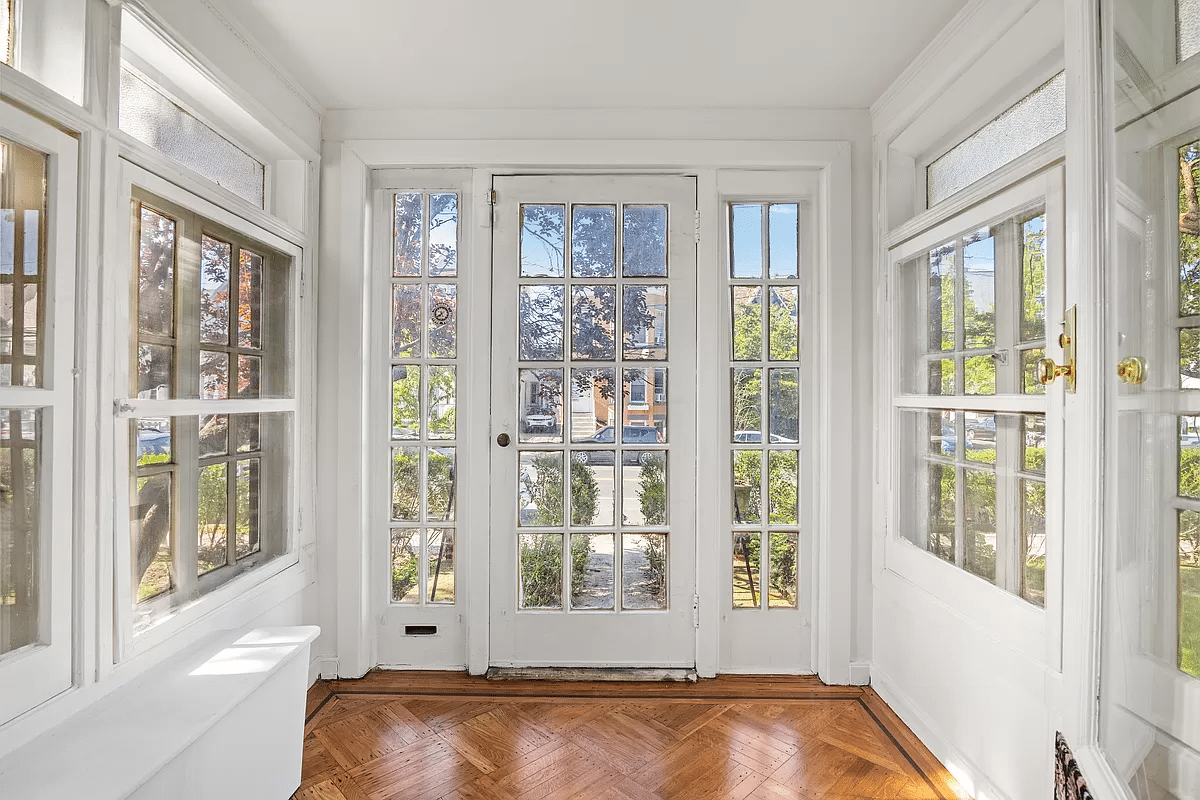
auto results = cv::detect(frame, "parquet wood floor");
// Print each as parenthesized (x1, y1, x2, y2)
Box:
(293, 673, 970, 800)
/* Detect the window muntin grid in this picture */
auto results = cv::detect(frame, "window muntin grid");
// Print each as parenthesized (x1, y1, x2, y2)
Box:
(389, 192, 460, 606)
(728, 202, 801, 611)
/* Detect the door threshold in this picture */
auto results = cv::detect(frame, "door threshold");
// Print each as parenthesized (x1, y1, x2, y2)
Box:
(485, 667, 698, 682)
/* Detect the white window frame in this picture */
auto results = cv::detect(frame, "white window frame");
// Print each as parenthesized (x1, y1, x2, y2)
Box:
(110, 161, 302, 662)
(883, 167, 1066, 668)
(0, 100, 78, 725)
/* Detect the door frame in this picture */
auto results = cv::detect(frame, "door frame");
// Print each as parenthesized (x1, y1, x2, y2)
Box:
(330, 140, 855, 682)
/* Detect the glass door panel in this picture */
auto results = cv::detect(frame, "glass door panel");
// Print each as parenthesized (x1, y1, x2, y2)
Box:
(490, 175, 697, 666)
(1101, 3, 1200, 795)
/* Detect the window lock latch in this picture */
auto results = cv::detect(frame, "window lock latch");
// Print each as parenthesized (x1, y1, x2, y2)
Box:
(1037, 305, 1076, 393)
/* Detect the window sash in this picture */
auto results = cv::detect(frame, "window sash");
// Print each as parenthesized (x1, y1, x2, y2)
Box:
(113, 163, 300, 655)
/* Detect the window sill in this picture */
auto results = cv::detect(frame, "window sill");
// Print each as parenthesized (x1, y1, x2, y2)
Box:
(119, 553, 303, 663)
(0, 625, 318, 800)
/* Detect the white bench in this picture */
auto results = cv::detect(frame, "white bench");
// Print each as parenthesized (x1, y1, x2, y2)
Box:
(0, 625, 318, 800)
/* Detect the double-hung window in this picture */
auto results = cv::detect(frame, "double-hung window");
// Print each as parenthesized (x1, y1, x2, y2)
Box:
(119, 170, 297, 641)
(0, 102, 78, 724)
(889, 169, 1063, 608)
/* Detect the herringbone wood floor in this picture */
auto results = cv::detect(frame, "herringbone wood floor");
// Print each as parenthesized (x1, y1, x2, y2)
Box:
(294, 673, 969, 800)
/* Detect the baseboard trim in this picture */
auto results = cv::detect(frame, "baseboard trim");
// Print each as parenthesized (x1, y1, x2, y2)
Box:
(871, 664, 1009, 800)
(309, 656, 338, 685)
(848, 661, 871, 686)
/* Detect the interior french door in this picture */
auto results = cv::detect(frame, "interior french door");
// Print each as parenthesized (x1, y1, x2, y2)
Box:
(489, 175, 697, 667)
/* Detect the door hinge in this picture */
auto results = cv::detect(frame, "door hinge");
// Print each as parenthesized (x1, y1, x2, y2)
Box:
(692, 593, 700, 628)
(694, 210, 701, 244)
(486, 188, 497, 227)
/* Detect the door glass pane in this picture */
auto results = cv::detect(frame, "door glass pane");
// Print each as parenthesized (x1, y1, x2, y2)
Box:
(391, 365, 420, 440)
(731, 204, 763, 279)
(570, 368, 615, 442)
(237, 250, 262, 349)
(426, 366, 455, 440)
(428, 284, 457, 358)
(427, 528, 454, 603)
(732, 369, 762, 439)
(769, 287, 799, 361)
(767, 451, 798, 524)
(519, 285, 564, 360)
(0, 409, 39, 654)
(393, 193, 422, 277)
(572, 459, 614, 527)
(519, 533, 562, 609)
(768, 204, 799, 279)
(928, 243, 955, 352)
(519, 368, 563, 443)
(391, 447, 420, 522)
(0, 138, 47, 388)
(767, 369, 799, 444)
(572, 205, 616, 278)
(429, 194, 458, 277)
(731, 286, 763, 361)
(622, 368, 666, 441)
(391, 528, 419, 604)
(519, 451, 564, 527)
(392, 284, 422, 360)
(622, 534, 666, 608)
(622, 205, 667, 277)
(963, 469, 996, 582)
(622, 453, 667, 526)
(198, 414, 227, 458)
(768, 531, 799, 608)
(138, 343, 173, 399)
(622, 285, 667, 360)
(570, 533, 614, 609)
(521, 205, 565, 278)
(1021, 479, 1046, 608)
(571, 285, 616, 359)
(732, 532, 761, 609)
(732, 450, 762, 525)
(427, 447, 455, 522)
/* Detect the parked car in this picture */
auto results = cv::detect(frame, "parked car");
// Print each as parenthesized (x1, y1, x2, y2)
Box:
(965, 416, 996, 449)
(523, 405, 556, 433)
(574, 425, 662, 466)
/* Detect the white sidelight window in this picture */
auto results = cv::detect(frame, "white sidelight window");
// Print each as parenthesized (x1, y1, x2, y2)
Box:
(889, 169, 1063, 607)
(727, 202, 801, 611)
(116, 167, 299, 645)
(387, 190, 460, 607)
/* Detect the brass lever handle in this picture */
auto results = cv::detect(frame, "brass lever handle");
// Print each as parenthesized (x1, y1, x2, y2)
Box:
(1117, 356, 1146, 385)
(1037, 358, 1074, 386)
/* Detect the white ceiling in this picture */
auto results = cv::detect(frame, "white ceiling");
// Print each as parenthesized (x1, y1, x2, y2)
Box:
(212, 0, 966, 112)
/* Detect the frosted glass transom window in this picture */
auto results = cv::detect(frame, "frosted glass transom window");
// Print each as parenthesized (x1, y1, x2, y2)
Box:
(926, 72, 1065, 207)
(119, 67, 266, 208)
(1181, 0, 1200, 62)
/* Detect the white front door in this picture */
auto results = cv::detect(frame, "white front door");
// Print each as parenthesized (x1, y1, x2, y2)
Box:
(488, 175, 697, 667)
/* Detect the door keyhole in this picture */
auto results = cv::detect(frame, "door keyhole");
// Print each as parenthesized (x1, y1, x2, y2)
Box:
(496, 432, 510, 447)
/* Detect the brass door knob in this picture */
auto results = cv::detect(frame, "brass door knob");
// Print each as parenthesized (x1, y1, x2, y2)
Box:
(1117, 356, 1146, 385)
(1037, 358, 1074, 385)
